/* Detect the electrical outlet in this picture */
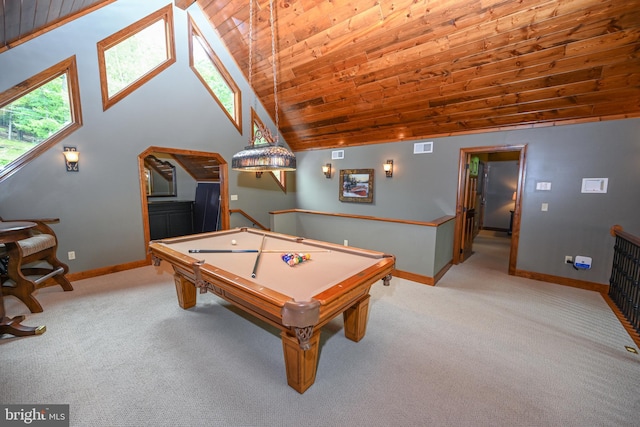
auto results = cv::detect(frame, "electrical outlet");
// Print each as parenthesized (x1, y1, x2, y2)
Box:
(565, 256, 573, 264)
(344, 240, 348, 246)
(68, 251, 76, 260)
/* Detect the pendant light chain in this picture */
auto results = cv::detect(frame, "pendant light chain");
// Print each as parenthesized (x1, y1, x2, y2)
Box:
(231, 0, 296, 172)
(248, 0, 255, 145)
(269, 0, 279, 144)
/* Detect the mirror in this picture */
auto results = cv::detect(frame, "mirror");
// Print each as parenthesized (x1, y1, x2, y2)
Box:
(144, 154, 176, 197)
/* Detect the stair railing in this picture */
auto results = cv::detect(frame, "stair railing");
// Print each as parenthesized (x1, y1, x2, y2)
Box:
(230, 209, 269, 231)
(608, 225, 640, 344)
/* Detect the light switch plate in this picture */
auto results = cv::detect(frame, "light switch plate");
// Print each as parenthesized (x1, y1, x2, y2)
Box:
(536, 181, 552, 191)
(541, 203, 548, 211)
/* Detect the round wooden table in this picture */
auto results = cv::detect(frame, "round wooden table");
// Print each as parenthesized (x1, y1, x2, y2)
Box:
(0, 221, 46, 337)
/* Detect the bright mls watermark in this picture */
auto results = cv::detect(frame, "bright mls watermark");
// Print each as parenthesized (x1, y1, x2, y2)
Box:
(1, 405, 69, 426)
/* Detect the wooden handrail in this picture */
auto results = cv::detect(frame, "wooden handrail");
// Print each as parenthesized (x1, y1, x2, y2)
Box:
(610, 225, 640, 247)
(270, 209, 455, 227)
(230, 209, 269, 231)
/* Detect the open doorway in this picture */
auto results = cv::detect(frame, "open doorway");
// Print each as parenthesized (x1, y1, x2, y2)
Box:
(138, 146, 230, 262)
(453, 144, 527, 275)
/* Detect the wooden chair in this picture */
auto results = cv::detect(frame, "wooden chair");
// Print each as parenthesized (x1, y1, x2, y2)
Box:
(0, 217, 73, 313)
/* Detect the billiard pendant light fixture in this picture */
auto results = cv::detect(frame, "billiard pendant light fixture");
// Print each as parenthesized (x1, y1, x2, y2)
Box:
(232, 0, 296, 172)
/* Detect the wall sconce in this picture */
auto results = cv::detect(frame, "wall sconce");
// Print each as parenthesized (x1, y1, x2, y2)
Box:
(322, 163, 331, 178)
(63, 146, 79, 172)
(384, 159, 393, 177)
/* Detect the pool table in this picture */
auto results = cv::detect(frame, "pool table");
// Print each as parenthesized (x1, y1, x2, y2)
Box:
(148, 227, 395, 393)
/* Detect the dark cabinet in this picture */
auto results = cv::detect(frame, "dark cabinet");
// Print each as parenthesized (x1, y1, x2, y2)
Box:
(148, 201, 194, 240)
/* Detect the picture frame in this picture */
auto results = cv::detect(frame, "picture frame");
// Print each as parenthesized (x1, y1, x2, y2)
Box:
(339, 169, 374, 203)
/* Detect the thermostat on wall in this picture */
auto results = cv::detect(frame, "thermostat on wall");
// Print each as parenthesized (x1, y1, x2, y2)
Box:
(581, 178, 608, 193)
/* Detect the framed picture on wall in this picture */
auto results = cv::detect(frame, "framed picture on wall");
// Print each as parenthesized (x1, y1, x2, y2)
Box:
(339, 169, 374, 203)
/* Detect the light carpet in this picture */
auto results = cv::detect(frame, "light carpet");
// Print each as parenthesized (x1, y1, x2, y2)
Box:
(1, 231, 638, 426)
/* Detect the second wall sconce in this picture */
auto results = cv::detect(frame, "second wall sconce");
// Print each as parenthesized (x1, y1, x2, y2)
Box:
(384, 159, 393, 177)
(63, 146, 79, 172)
(322, 163, 332, 178)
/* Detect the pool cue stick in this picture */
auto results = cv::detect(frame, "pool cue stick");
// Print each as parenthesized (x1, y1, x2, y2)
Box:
(261, 249, 331, 253)
(188, 249, 331, 254)
(251, 234, 266, 278)
(189, 249, 258, 253)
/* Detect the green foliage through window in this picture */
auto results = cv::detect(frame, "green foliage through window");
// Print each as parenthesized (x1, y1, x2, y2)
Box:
(104, 20, 168, 97)
(188, 17, 241, 132)
(0, 60, 78, 174)
(192, 36, 235, 118)
(97, 5, 175, 111)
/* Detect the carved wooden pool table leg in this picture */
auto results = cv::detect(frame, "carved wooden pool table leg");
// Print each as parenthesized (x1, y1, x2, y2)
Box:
(281, 329, 321, 394)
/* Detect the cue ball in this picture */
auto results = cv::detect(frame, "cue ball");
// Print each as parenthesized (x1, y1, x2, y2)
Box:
(231, 239, 237, 245)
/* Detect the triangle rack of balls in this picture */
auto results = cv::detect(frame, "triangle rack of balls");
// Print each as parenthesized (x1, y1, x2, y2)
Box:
(281, 253, 311, 267)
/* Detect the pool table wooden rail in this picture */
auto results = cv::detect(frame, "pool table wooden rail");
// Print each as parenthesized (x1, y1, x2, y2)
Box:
(150, 238, 394, 334)
(148, 229, 395, 393)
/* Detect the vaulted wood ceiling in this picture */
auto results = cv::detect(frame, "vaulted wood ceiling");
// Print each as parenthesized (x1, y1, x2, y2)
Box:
(3, 0, 640, 152)
(204, 0, 640, 151)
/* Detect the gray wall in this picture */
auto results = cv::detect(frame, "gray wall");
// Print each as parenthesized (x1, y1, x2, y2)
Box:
(0, 1, 296, 272)
(295, 141, 459, 221)
(271, 211, 447, 278)
(1, 0, 638, 286)
(295, 120, 640, 284)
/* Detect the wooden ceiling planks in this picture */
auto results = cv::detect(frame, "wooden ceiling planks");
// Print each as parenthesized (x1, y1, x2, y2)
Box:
(1, 0, 639, 151)
(199, 0, 640, 151)
(0, 0, 113, 52)
(173, 154, 221, 181)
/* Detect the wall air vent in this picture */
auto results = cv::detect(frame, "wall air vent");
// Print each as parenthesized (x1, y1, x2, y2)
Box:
(414, 142, 433, 154)
(331, 150, 345, 160)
